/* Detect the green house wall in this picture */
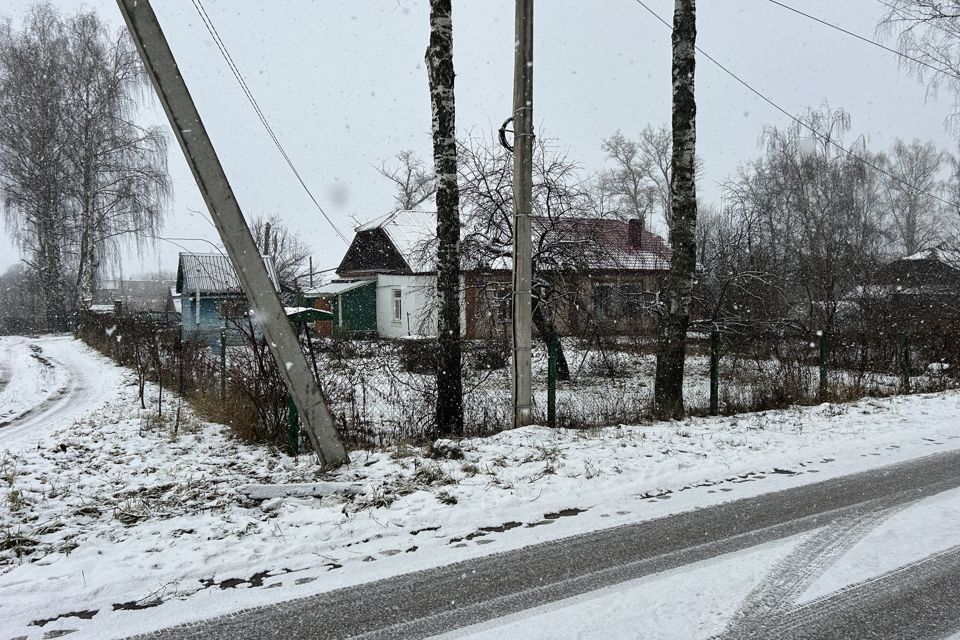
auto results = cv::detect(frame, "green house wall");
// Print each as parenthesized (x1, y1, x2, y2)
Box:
(333, 282, 376, 334)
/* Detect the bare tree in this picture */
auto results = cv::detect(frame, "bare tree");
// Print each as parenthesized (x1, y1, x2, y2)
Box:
(715, 105, 889, 337)
(251, 214, 310, 290)
(879, 2, 960, 125)
(654, 0, 698, 419)
(600, 132, 655, 229)
(601, 125, 673, 231)
(377, 150, 437, 211)
(883, 138, 947, 254)
(426, 0, 464, 437)
(458, 134, 608, 380)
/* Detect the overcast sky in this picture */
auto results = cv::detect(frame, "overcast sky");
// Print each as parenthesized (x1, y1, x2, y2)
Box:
(1, 0, 957, 280)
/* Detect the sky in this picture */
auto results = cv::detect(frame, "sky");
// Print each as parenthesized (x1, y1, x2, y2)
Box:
(0, 0, 957, 281)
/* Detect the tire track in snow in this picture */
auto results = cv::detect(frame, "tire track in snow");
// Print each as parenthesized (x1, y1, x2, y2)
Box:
(717, 500, 913, 639)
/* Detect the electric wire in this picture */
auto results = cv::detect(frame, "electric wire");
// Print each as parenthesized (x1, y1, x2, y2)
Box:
(631, 0, 960, 211)
(766, 0, 960, 82)
(189, 0, 350, 243)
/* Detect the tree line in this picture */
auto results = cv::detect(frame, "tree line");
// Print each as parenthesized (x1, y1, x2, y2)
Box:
(0, 3, 170, 330)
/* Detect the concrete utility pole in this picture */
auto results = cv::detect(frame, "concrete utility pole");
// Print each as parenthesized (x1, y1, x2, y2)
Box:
(116, 0, 349, 467)
(512, 0, 534, 427)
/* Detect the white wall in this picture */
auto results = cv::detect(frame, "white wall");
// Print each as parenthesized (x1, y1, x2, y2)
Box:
(375, 274, 465, 339)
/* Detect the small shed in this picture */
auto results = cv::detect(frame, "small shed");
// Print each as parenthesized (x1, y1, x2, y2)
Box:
(285, 307, 333, 324)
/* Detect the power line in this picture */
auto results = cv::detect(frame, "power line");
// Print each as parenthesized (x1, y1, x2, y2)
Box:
(630, 0, 960, 211)
(766, 0, 960, 82)
(189, 0, 350, 243)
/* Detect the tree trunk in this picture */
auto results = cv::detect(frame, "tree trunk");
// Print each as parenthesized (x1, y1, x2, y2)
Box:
(426, 0, 464, 437)
(75, 167, 96, 314)
(37, 191, 68, 332)
(532, 300, 570, 381)
(654, 0, 698, 419)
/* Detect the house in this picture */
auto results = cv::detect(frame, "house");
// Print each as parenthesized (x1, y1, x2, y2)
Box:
(175, 252, 281, 347)
(314, 210, 464, 338)
(847, 248, 960, 332)
(462, 217, 671, 338)
(89, 279, 177, 323)
(320, 210, 670, 339)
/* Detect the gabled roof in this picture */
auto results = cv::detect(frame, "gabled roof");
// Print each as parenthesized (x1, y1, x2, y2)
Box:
(176, 252, 280, 295)
(482, 217, 670, 272)
(354, 209, 436, 273)
(542, 217, 670, 271)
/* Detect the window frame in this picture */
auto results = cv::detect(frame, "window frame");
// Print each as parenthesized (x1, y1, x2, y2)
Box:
(392, 288, 403, 324)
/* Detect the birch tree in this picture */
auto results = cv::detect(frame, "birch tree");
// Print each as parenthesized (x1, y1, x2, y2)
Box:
(879, 2, 960, 124)
(0, 4, 169, 327)
(653, 0, 698, 419)
(426, 0, 464, 436)
(0, 6, 71, 329)
(62, 10, 169, 309)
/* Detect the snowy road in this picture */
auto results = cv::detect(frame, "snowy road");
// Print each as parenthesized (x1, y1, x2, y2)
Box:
(0, 335, 123, 448)
(129, 449, 960, 640)
(5, 335, 960, 640)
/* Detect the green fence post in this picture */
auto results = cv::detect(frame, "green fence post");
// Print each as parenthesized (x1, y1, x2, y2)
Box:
(709, 329, 720, 416)
(219, 330, 226, 401)
(819, 331, 829, 401)
(902, 334, 911, 394)
(287, 394, 299, 456)
(547, 334, 558, 428)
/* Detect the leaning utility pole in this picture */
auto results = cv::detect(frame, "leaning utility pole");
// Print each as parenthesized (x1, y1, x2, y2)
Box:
(116, 0, 348, 467)
(511, 0, 534, 427)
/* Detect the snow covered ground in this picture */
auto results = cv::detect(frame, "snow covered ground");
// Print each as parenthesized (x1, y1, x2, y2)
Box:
(3, 335, 960, 639)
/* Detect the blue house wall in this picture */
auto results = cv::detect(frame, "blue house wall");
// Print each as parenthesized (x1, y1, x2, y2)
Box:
(180, 295, 245, 349)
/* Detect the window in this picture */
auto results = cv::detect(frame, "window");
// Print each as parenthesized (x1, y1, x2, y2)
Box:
(621, 284, 656, 316)
(593, 284, 614, 321)
(392, 289, 403, 323)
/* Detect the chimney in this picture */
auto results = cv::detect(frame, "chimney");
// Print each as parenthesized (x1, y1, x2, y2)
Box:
(628, 219, 644, 249)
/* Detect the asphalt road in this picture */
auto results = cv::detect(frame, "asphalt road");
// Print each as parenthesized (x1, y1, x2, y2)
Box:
(129, 448, 960, 640)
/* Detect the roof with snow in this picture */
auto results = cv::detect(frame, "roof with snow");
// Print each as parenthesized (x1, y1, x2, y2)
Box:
(305, 279, 376, 296)
(542, 217, 670, 271)
(901, 248, 960, 267)
(338, 210, 669, 276)
(358, 210, 435, 272)
(176, 252, 280, 295)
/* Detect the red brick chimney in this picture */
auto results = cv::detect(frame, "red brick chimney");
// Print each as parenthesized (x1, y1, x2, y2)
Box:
(628, 219, 644, 249)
